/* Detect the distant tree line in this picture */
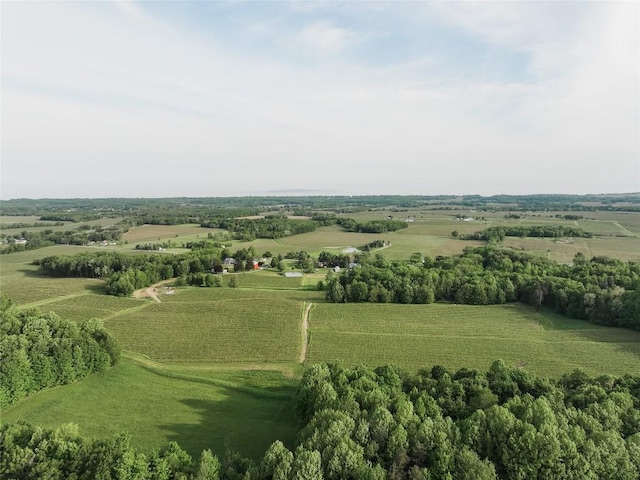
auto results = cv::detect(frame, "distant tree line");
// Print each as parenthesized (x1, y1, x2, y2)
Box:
(455, 225, 592, 242)
(336, 218, 409, 234)
(325, 247, 640, 330)
(201, 217, 319, 241)
(0, 221, 64, 229)
(1, 225, 127, 254)
(0, 298, 120, 409)
(4, 361, 639, 478)
(3, 194, 640, 220)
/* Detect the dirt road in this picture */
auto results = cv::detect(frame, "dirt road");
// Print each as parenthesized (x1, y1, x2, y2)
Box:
(132, 278, 176, 303)
(299, 302, 312, 363)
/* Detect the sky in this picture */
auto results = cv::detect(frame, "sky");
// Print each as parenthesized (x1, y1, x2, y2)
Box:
(1, 0, 639, 199)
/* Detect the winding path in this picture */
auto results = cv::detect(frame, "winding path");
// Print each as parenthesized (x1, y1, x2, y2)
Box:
(299, 302, 312, 363)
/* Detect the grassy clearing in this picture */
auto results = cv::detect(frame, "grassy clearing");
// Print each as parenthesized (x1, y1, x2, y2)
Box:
(306, 302, 640, 377)
(105, 289, 305, 363)
(1, 358, 297, 460)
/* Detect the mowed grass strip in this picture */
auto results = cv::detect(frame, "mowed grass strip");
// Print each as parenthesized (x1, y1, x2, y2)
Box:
(1, 359, 297, 460)
(306, 303, 640, 377)
(105, 291, 304, 363)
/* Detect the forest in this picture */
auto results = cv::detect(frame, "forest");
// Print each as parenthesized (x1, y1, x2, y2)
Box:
(0, 298, 121, 409)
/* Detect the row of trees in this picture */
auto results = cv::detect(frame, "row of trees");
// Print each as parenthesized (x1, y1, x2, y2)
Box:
(0, 298, 121, 409)
(201, 217, 319, 241)
(5, 361, 638, 479)
(337, 218, 408, 234)
(455, 225, 592, 242)
(325, 247, 640, 330)
(1, 224, 127, 254)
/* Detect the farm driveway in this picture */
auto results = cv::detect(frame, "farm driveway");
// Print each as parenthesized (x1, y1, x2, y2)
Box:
(300, 302, 313, 363)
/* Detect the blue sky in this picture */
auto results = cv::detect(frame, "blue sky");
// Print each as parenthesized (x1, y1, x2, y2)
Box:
(2, 1, 638, 199)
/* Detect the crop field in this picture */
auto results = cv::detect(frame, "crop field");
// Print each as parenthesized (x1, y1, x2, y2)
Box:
(122, 224, 220, 243)
(39, 293, 141, 324)
(104, 289, 306, 363)
(1, 358, 297, 460)
(306, 302, 640, 377)
(503, 236, 640, 263)
(0, 246, 107, 305)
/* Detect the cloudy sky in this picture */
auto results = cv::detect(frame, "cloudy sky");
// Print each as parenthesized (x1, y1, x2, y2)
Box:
(2, 1, 638, 199)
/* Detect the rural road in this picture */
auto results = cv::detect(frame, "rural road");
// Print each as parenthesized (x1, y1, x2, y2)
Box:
(299, 302, 312, 363)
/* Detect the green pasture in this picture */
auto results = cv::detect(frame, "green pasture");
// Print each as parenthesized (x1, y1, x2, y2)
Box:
(306, 302, 640, 377)
(1, 358, 297, 460)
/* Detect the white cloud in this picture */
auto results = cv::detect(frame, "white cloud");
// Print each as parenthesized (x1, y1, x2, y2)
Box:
(1, 1, 638, 198)
(295, 21, 358, 54)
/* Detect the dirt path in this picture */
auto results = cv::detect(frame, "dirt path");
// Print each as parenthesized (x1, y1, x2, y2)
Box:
(299, 302, 312, 363)
(613, 221, 637, 237)
(132, 278, 176, 303)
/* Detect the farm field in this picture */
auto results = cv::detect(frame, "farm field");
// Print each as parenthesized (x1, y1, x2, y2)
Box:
(0, 246, 106, 305)
(104, 288, 306, 363)
(306, 302, 640, 377)
(2, 205, 640, 467)
(1, 358, 297, 460)
(122, 224, 221, 244)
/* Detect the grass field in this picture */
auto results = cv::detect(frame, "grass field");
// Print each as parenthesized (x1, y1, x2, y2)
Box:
(1, 358, 298, 460)
(306, 302, 640, 377)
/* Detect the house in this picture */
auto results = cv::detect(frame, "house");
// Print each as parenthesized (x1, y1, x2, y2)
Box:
(223, 258, 236, 265)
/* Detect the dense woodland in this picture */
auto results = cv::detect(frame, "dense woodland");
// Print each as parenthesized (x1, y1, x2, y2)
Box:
(3, 361, 639, 479)
(0, 298, 121, 409)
